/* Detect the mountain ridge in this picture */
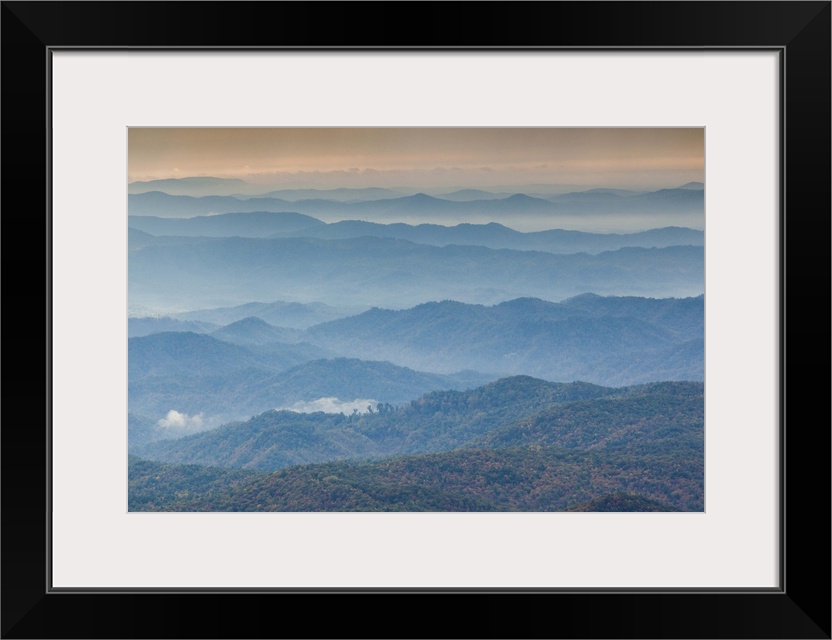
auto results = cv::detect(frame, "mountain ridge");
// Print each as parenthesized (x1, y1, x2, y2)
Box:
(132, 376, 703, 512)
(129, 235, 704, 309)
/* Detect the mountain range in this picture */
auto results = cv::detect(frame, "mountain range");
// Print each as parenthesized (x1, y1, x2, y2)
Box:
(134, 377, 702, 467)
(127, 186, 704, 231)
(128, 211, 323, 238)
(306, 295, 704, 384)
(169, 300, 357, 329)
(127, 293, 704, 427)
(129, 344, 497, 429)
(129, 235, 704, 310)
(126, 179, 705, 513)
(128, 213, 703, 254)
(130, 376, 704, 511)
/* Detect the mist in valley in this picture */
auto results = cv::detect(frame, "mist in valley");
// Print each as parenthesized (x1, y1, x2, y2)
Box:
(127, 128, 705, 512)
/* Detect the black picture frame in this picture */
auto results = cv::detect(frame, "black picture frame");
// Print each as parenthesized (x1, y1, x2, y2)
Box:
(2, 2, 829, 638)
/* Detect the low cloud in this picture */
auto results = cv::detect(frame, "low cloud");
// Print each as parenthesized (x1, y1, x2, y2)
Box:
(283, 397, 379, 415)
(157, 410, 219, 433)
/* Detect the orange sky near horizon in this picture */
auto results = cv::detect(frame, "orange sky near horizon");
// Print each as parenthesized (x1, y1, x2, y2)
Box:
(128, 128, 704, 190)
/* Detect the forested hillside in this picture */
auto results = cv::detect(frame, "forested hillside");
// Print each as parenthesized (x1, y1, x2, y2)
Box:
(132, 377, 703, 511)
(130, 444, 699, 512)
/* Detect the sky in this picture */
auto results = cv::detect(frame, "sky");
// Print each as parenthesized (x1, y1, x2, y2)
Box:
(128, 128, 704, 191)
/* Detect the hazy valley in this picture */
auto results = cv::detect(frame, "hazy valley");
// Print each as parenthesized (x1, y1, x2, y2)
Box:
(126, 154, 705, 512)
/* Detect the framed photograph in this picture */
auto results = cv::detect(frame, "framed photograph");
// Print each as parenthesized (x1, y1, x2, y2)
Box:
(125, 125, 708, 517)
(3, 2, 829, 638)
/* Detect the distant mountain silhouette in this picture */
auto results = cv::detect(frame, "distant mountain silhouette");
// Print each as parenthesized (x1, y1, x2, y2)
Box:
(129, 191, 297, 217)
(129, 355, 498, 426)
(128, 211, 323, 237)
(306, 295, 704, 385)
(128, 331, 281, 379)
(127, 227, 157, 249)
(173, 299, 354, 329)
(128, 185, 703, 228)
(437, 188, 510, 201)
(128, 177, 250, 197)
(129, 235, 704, 309)
(254, 187, 405, 202)
(271, 220, 703, 254)
(128, 316, 218, 338)
(210, 316, 303, 346)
